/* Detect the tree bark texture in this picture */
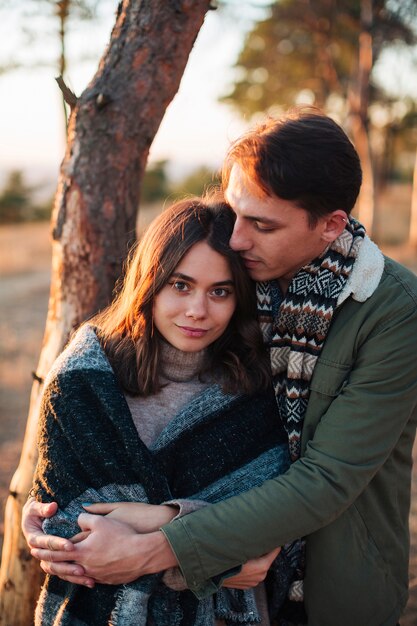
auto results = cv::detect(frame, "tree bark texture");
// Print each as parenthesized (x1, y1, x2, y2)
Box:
(348, 0, 375, 234)
(409, 149, 417, 247)
(0, 1, 211, 624)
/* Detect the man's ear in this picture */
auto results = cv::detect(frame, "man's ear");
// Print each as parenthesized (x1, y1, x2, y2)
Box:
(321, 210, 348, 243)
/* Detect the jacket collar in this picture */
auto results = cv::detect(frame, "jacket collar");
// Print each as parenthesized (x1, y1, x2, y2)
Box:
(337, 235, 385, 306)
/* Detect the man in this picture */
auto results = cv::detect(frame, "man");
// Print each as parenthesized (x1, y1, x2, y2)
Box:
(24, 108, 417, 626)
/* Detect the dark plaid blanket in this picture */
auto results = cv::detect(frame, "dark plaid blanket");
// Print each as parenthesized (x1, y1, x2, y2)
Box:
(33, 326, 298, 626)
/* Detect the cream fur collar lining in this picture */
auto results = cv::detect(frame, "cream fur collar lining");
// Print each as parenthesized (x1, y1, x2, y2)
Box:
(337, 235, 385, 306)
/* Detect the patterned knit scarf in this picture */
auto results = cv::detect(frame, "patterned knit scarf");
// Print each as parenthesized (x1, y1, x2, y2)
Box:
(257, 217, 365, 461)
(257, 218, 365, 607)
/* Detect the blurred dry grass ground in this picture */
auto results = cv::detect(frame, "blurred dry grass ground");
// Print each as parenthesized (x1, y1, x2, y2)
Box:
(0, 187, 417, 623)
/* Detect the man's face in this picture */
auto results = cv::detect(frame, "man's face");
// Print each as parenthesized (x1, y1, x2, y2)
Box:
(225, 164, 332, 286)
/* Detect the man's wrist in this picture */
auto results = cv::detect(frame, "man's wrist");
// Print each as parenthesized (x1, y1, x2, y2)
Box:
(161, 504, 180, 525)
(134, 530, 178, 575)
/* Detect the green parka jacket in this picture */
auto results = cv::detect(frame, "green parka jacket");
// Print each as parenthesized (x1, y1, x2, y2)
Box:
(162, 246, 417, 626)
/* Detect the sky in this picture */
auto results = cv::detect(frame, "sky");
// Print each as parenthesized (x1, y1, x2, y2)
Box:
(0, 1, 416, 195)
(0, 2, 267, 191)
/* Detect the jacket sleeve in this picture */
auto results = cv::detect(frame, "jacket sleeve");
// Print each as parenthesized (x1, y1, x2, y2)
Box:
(161, 299, 417, 596)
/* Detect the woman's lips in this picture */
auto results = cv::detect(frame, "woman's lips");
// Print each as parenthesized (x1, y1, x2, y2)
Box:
(177, 325, 208, 338)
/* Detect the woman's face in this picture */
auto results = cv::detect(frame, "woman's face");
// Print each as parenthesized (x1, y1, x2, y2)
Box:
(153, 240, 237, 352)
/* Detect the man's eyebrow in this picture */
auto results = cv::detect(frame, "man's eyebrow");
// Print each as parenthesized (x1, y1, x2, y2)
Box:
(171, 272, 234, 286)
(246, 215, 281, 225)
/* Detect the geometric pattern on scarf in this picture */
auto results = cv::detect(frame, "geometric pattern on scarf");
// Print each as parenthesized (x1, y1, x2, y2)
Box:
(256, 218, 365, 607)
(257, 217, 365, 462)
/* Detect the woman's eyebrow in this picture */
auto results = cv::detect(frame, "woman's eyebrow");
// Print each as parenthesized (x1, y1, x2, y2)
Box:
(171, 272, 195, 283)
(171, 272, 234, 286)
(212, 279, 235, 287)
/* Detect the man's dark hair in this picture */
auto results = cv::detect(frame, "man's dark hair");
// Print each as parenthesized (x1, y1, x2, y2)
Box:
(222, 107, 362, 226)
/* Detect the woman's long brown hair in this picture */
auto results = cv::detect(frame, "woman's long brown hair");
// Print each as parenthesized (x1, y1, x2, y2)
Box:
(91, 195, 271, 396)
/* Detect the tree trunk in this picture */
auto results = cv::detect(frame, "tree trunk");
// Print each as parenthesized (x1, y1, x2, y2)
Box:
(350, 112, 374, 232)
(348, 0, 374, 233)
(409, 149, 417, 247)
(57, 0, 71, 133)
(0, 1, 211, 624)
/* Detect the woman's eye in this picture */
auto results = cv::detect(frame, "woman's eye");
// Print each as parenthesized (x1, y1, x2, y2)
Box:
(171, 281, 189, 292)
(211, 287, 231, 298)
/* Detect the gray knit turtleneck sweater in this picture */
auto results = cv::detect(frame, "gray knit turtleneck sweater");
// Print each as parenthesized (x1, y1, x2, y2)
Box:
(125, 341, 271, 626)
(125, 341, 209, 447)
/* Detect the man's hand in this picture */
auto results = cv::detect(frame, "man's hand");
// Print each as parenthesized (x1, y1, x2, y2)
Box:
(31, 513, 178, 586)
(222, 547, 281, 589)
(81, 502, 178, 533)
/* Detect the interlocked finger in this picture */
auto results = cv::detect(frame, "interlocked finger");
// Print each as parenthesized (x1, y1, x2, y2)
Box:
(40, 561, 94, 587)
(31, 547, 78, 562)
(28, 532, 73, 552)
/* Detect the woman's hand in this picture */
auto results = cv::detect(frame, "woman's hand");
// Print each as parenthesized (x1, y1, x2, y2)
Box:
(33, 514, 178, 585)
(22, 498, 178, 587)
(222, 547, 281, 589)
(22, 498, 74, 553)
(22, 497, 95, 587)
(81, 502, 179, 533)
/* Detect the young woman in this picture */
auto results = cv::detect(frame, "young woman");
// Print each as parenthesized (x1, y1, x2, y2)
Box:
(29, 196, 299, 626)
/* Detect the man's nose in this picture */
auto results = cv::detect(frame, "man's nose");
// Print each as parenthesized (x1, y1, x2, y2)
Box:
(186, 293, 208, 320)
(229, 218, 251, 251)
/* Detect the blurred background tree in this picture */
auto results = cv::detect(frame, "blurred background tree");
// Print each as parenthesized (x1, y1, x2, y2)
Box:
(141, 162, 220, 203)
(0, 163, 222, 223)
(140, 161, 171, 204)
(170, 165, 221, 198)
(221, 0, 417, 237)
(0, 170, 52, 223)
(0, 171, 33, 223)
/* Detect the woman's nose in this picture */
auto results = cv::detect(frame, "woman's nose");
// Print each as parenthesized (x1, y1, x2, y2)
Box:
(185, 294, 208, 320)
